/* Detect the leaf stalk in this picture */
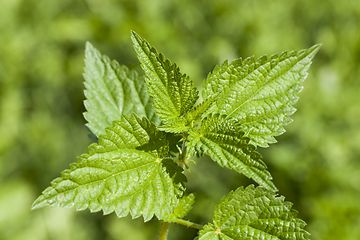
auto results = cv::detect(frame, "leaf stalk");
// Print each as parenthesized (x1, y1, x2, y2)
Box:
(159, 221, 170, 240)
(174, 218, 203, 230)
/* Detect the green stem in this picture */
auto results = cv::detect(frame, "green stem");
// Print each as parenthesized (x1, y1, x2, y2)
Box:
(159, 222, 170, 240)
(181, 135, 187, 161)
(174, 218, 203, 230)
(178, 134, 188, 168)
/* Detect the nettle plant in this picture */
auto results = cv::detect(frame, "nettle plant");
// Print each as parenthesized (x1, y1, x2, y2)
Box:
(32, 31, 320, 240)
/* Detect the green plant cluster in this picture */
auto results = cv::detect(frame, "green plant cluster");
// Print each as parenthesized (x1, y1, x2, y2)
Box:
(32, 31, 319, 239)
(1, 0, 360, 240)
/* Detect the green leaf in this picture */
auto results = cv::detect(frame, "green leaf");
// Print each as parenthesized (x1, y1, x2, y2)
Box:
(131, 31, 199, 127)
(83, 42, 159, 137)
(165, 132, 183, 156)
(187, 115, 276, 191)
(173, 193, 195, 219)
(186, 93, 219, 123)
(158, 117, 189, 133)
(198, 185, 310, 240)
(32, 114, 182, 222)
(164, 193, 195, 222)
(202, 44, 320, 147)
(162, 158, 188, 184)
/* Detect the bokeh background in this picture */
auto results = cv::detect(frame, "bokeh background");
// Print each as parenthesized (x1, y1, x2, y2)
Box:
(1, 0, 360, 239)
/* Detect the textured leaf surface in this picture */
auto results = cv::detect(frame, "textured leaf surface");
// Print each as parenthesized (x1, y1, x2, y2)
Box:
(162, 158, 188, 184)
(131, 31, 199, 127)
(198, 185, 310, 240)
(158, 118, 189, 133)
(188, 115, 276, 190)
(202, 45, 320, 147)
(186, 93, 219, 123)
(187, 115, 276, 191)
(32, 114, 182, 221)
(83, 42, 159, 137)
(164, 193, 195, 222)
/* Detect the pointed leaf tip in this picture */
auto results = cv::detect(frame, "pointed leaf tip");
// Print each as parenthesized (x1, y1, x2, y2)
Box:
(306, 43, 321, 59)
(202, 44, 321, 147)
(312, 43, 322, 51)
(31, 195, 45, 210)
(130, 31, 142, 45)
(31, 114, 182, 221)
(131, 31, 199, 128)
(130, 30, 138, 36)
(85, 41, 93, 50)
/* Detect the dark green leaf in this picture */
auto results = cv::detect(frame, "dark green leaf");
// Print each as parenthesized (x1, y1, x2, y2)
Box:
(187, 115, 276, 191)
(162, 158, 188, 184)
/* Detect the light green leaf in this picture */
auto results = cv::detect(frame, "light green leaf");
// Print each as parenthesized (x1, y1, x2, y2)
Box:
(32, 114, 182, 222)
(186, 93, 219, 123)
(128, 69, 160, 125)
(131, 31, 199, 128)
(198, 185, 310, 240)
(187, 115, 276, 191)
(164, 193, 195, 222)
(158, 118, 189, 133)
(83, 42, 159, 137)
(202, 44, 320, 147)
(173, 193, 195, 219)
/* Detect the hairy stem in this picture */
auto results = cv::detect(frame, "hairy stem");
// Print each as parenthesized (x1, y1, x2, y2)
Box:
(159, 222, 170, 240)
(174, 218, 203, 230)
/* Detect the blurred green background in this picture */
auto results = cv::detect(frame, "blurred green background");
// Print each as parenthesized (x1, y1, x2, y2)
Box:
(1, 0, 360, 239)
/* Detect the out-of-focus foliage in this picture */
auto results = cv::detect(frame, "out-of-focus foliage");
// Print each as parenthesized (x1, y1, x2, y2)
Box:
(0, 0, 359, 239)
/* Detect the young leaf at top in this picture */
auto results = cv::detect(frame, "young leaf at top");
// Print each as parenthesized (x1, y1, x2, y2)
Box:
(202, 44, 321, 147)
(198, 185, 310, 240)
(32, 114, 183, 222)
(186, 93, 219, 123)
(158, 117, 189, 133)
(83, 42, 159, 137)
(187, 115, 276, 191)
(131, 31, 199, 130)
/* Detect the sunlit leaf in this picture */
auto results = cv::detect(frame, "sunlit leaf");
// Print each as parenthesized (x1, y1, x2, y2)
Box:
(164, 193, 195, 222)
(187, 115, 276, 191)
(32, 114, 182, 222)
(83, 42, 159, 137)
(198, 185, 310, 240)
(202, 45, 321, 147)
(131, 31, 199, 131)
